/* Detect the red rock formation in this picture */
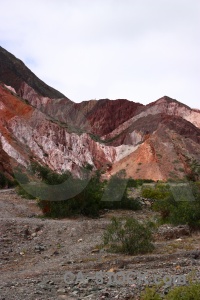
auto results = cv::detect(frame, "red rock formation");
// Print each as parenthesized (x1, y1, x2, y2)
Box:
(0, 83, 116, 178)
(76, 98, 144, 136)
(0, 46, 200, 181)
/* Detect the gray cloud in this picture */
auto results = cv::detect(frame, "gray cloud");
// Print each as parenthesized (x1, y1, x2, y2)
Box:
(0, 0, 199, 108)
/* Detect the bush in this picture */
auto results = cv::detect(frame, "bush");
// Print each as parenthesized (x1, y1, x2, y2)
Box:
(16, 185, 36, 199)
(100, 171, 142, 210)
(37, 171, 104, 218)
(100, 195, 142, 211)
(142, 183, 171, 200)
(140, 282, 200, 300)
(0, 172, 8, 188)
(140, 287, 162, 300)
(127, 178, 155, 188)
(18, 165, 142, 218)
(152, 194, 178, 220)
(30, 162, 71, 185)
(38, 171, 142, 218)
(103, 217, 155, 255)
(165, 282, 200, 300)
(0, 171, 15, 188)
(15, 163, 72, 200)
(151, 182, 200, 229)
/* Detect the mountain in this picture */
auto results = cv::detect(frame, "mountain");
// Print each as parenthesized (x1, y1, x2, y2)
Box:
(0, 46, 65, 99)
(0, 46, 200, 181)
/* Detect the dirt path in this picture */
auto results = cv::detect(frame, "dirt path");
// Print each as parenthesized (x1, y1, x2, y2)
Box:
(0, 189, 199, 299)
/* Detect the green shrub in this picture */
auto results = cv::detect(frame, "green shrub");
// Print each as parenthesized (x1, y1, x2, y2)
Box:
(30, 162, 71, 185)
(165, 282, 200, 300)
(140, 287, 162, 300)
(17, 165, 147, 218)
(127, 178, 155, 188)
(101, 197, 142, 211)
(37, 170, 105, 218)
(16, 185, 36, 199)
(38, 173, 142, 218)
(152, 182, 200, 229)
(0, 171, 8, 188)
(103, 217, 154, 255)
(0, 172, 15, 188)
(100, 171, 142, 210)
(142, 184, 170, 200)
(14, 169, 30, 184)
(152, 194, 178, 221)
(188, 158, 200, 181)
(140, 282, 200, 300)
(15, 163, 71, 200)
(168, 200, 200, 229)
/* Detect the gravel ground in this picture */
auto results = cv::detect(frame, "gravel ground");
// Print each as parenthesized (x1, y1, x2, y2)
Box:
(0, 189, 200, 300)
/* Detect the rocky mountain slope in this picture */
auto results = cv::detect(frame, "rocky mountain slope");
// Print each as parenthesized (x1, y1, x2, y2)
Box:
(0, 46, 200, 181)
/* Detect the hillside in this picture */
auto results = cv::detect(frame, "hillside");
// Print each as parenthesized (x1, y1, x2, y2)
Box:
(0, 46, 200, 181)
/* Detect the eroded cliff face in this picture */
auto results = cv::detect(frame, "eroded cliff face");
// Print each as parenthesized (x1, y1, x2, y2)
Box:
(0, 46, 200, 181)
(77, 99, 144, 136)
(109, 121, 200, 181)
(0, 84, 118, 177)
(102, 97, 200, 145)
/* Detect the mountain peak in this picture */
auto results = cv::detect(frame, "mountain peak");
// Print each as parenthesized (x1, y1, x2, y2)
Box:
(148, 95, 191, 110)
(0, 46, 66, 99)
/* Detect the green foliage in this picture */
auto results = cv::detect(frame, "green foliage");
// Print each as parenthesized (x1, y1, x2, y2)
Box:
(141, 282, 200, 300)
(15, 170, 29, 184)
(0, 173, 6, 188)
(141, 287, 162, 300)
(100, 171, 142, 210)
(142, 183, 171, 200)
(152, 195, 177, 220)
(103, 217, 154, 255)
(126, 178, 138, 188)
(0, 171, 9, 188)
(151, 182, 200, 229)
(101, 196, 142, 210)
(30, 162, 71, 185)
(16, 185, 36, 199)
(37, 170, 142, 218)
(17, 164, 142, 218)
(185, 158, 200, 181)
(168, 200, 200, 228)
(37, 170, 104, 218)
(127, 178, 154, 188)
(190, 159, 200, 181)
(16, 163, 71, 199)
(165, 282, 200, 300)
(0, 171, 15, 188)
(14, 167, 33, 197)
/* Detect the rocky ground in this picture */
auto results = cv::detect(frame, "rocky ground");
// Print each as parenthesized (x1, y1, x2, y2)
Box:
(0, 189, 200, 300)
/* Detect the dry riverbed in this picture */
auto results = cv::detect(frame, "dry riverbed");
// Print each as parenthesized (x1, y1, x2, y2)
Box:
(0, 189, 200, 299)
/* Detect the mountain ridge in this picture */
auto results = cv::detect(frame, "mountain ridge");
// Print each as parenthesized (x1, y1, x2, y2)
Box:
(0, 46, 199, 181)
(0, 46, 66, 99)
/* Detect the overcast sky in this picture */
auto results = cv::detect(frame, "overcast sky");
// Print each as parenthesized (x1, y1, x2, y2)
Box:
(1, 0, 200, 108)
